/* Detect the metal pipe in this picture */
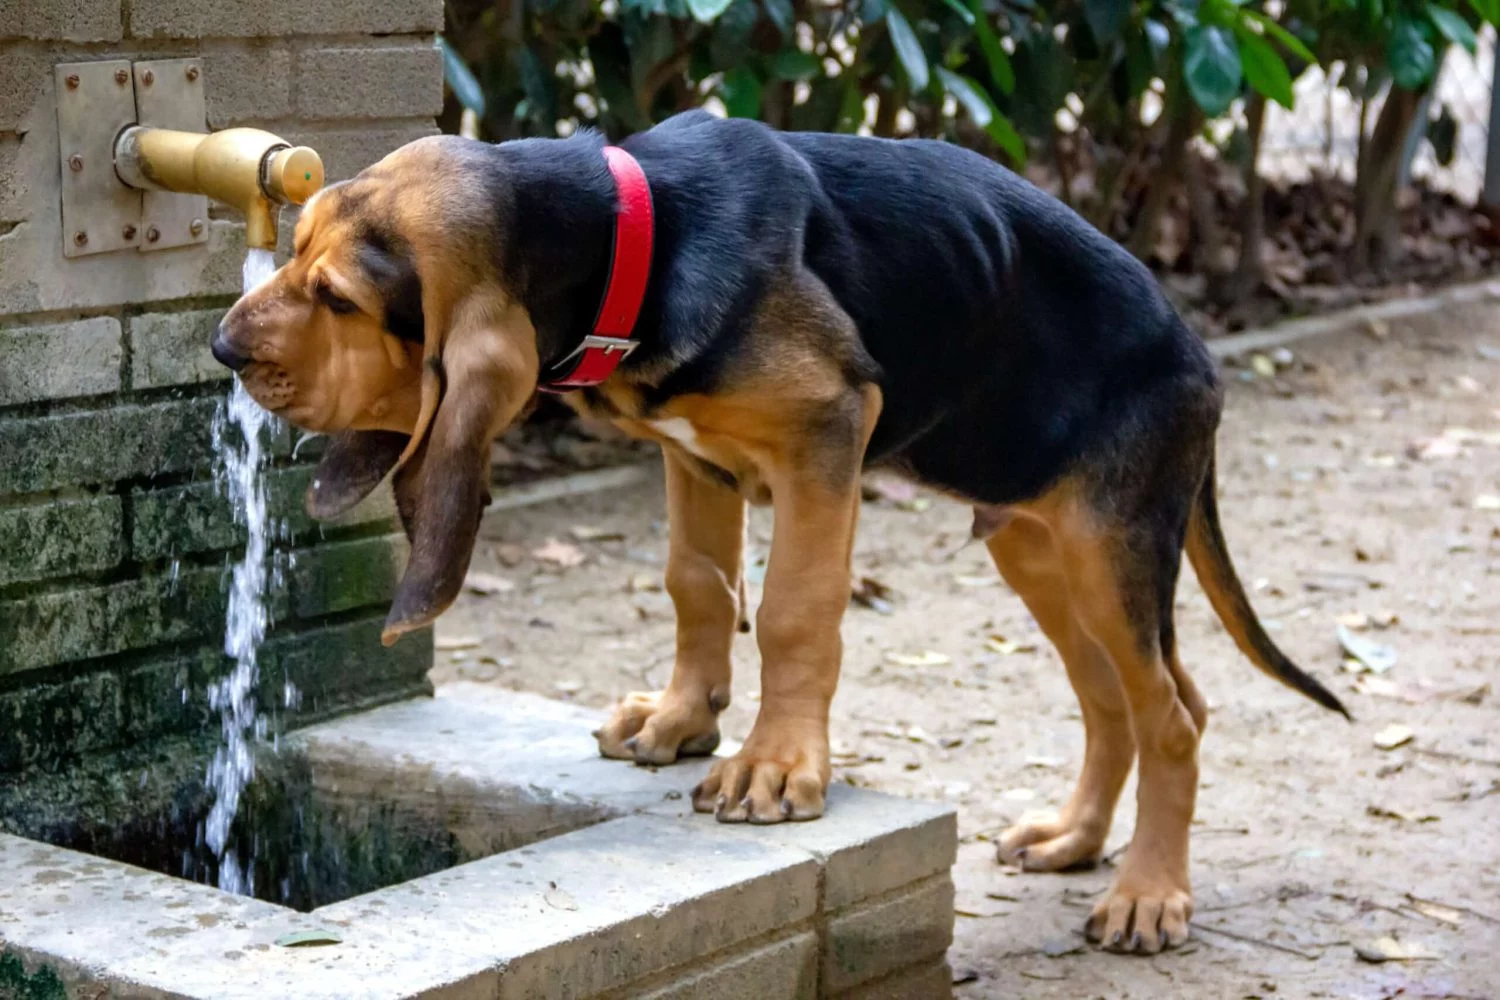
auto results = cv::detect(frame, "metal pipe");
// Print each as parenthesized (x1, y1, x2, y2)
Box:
(114, 126, 324, 250)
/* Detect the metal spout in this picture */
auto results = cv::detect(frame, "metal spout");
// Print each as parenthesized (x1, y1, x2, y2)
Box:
(114, 127, 324, 250)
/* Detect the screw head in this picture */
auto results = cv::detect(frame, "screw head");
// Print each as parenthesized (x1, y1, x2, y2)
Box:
(65, 74, 80, 90)
(186, 66, 200, 82)
(73, 230, 88, 247)
(141, 69, 155, 86)
(68, 154, 84, 172)
(145, 225, 161, 243)
(115, 68, 129, 86)
(189, 218, 205, 237)
(122, 224, 137, 240)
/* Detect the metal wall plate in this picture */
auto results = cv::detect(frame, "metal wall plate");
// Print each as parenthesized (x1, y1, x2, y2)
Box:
(55, 60, 141, 258)
(133, 58, 209, 253)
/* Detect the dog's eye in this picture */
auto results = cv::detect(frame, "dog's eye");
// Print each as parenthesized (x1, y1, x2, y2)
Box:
(316, 282, 359, 316)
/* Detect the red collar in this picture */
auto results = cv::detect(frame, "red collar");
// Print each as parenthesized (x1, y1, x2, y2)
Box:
(538, 146, 654, 392)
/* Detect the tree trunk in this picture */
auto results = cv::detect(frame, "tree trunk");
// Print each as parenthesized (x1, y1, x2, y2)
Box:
(1229, 92, 1268, 302)
(1353, 86, 1422, 273)
(1128, 99, 1197, 263)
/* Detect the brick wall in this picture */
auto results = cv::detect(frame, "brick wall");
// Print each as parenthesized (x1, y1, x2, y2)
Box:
(0, 5, 442, 773)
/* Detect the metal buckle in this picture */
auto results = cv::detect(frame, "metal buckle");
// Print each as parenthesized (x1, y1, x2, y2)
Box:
(555, 334, 639, 366)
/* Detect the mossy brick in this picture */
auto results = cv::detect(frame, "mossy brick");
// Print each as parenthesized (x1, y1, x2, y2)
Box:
(289, 534, 407, 619)
(117, 647, 221, 747)
(0, 497, 123, 586)
(130, 309, 229, 390)
(127, 0, 440, 38)
(261, 616, 433, 720)
(0, 671, 121, 773)
(823, 874, 955, 995)
(1, 0, 121, 40)
(0, 318, 122, 406)
(202, 43, 293, 127)
(296, 44, 443, 120)
(0, 398, 219, 495)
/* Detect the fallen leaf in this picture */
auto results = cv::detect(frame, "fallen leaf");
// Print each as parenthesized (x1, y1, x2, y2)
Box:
(851, 576, 897, 614)
(986, 634, 1039, 656)
(1338, 624, 1397, 673)
(1043, 937, 1086, 958)
(435, 635, 480, 651)
(533, 538, 586, 568)
(884, 650, 952, 667)
(1354, 936, 1439, 963)
(627, 573, 661, 593)
(1336, 612, 1370, 630)
(954, 574, 998, 588)
(951, 966, 981, 984)
(1478, 342, 1500, 361)
(1373, 723, 1414, 750)
(1455, 683, 1490, 705)
(544, 885, 579, 911)
(1250, 354, 1277, 377)
(493, 543, 528, 567)
(1366, 803, 1438, 823)
(1353, 676, 1426, 703)
(1024, 755, 1066, 769)
(275, 930, 343, 948)
(570, 524, 624, 542)
(464, 572, 516, 595)
(553, 680, 582, 696)
(1406, 899, 1463, 925)
(1001, 787, 1036, 802)
(1475, 494, 1500, 511)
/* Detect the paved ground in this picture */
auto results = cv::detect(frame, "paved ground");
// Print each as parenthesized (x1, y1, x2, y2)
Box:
(436, 313, 1500, 999)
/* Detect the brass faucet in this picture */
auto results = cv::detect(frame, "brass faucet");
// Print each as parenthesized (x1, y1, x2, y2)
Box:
(114, 127, 324, 250)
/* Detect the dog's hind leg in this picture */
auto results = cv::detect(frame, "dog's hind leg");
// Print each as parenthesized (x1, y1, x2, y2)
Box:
(595, 449, 745, 765)
(987, 516, 1135, 873)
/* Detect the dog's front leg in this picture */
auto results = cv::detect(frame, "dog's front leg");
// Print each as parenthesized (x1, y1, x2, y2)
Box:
(692, 384, 881, 824)
(596, 450, 745, 764)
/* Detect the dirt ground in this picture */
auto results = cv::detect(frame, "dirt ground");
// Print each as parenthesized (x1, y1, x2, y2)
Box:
(434, 316, 1500, 999)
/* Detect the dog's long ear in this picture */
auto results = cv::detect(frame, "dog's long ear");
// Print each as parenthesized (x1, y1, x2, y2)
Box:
(306, 430, 409, 520)
(380, 296, 539, 646)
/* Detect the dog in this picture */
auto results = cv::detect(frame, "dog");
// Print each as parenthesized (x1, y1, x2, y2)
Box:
(213, 110, 1347, 955)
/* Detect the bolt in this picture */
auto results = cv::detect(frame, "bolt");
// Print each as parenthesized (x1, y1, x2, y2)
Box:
(145, 225, 160, 243)
(73, 231, 88, 247)
(115, 68, 129, 86)
(122, 224, 137, 241)
(141, 69, 154, 86)
(189, 218, 204, 237)
(186, 66, 200, 82)
(65, 74, 80, 90)
(68, 154, 84, 172)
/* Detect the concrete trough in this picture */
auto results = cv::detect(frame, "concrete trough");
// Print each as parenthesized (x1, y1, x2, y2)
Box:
(0, 684, 956, 998)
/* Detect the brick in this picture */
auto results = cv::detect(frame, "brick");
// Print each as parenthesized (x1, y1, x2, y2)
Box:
(638, 931, 818, 1000)
(0, 0, 121, 41)
(0, 397, 218, 494)
(0, 565, 230, 674)
(130, 309, 228, 389)
(296, 44, 442, 120)
(128, 0, 440, 38)
(0, 671, 121, 772)
(131, 466, 395, 561)
(0, 318, 122, 406)
(116, 646, 219, 746)
(830, 958, 953, 1000)
(823, 875, 955, 995)
(289, 533, 407, 618)
(201, 43, 292, 127)
(262, 616, 433, 721)
(282, 123, 439, 183)
(0, 496, 122, 586)
(0, 45, 52, 132)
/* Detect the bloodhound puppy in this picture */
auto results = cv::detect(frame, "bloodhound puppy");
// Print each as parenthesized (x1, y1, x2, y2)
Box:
(213, 110, 1346, 955)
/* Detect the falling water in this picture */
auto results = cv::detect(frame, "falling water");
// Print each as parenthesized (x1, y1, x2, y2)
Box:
(204, 247, 280, 895)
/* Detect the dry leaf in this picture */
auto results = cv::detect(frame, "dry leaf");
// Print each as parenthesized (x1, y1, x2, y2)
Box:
(533, 538, 586, 568)
(1001, 787, 1036, 802)
(1353, 676, 1426, 703)
(544, 885, 579, 911)
(1336, 612, 1371, 630)
(851, 576, 897, 614)
(553, 680, 582, 696)
(884, 650, 952, 667)
(985, 634, 1039, 656)
(1475, 494, 1500, 511)
(493, 543, 527, 567)
(1373, 723, 1414, 750)
(275, 930, 343, 948)
(627, 573, 662, 593)
(464, 572, 516, 595)
(435, 635, 480, 651)
(1406, 899, 1463, 925)
(1338, 624, 1397, 673)
(1250, 354, 1277, 377)
(954, 574, 998, 588)
(1024, 755, 1066, 769)
(570, 524, 624, 542)
(1354, 936, 1439, 963)
(1366, 803, 1438, 823)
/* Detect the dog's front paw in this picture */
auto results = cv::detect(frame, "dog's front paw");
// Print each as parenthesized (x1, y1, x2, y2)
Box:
(996, 810, 1107, 872)
(691, 718, 829, 824)
(1084, 866, 1193, 955)
(595, 688, 724, 765)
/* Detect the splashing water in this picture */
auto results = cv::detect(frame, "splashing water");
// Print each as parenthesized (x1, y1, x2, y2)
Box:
(204, 247, 281, 895)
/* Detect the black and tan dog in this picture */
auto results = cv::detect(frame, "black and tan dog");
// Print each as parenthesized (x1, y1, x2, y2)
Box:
(213, 110, 1347, 955)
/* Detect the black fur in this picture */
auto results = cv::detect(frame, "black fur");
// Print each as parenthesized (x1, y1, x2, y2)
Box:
(356, 226, 426, 344)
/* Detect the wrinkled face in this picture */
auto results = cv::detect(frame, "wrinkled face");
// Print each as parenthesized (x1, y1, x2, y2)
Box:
(213, 153, 435, 434)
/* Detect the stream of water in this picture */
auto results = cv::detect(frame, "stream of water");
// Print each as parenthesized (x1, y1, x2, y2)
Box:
(203, 247, 280, 895)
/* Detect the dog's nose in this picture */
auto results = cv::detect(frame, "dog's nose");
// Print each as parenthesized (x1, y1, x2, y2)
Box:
(210, 326, 251, 371)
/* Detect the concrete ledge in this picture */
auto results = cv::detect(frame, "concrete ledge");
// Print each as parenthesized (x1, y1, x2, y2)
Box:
(0, 685, 956, 998)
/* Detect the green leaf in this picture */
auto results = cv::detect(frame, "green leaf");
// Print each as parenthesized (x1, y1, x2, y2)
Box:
(1467, 0, 1500, 24)
(1183, 24, 1242, 115)
(763, 0, 795, 35)
(1427, 3, 1478, 51)
(936, 67, 994, 126)
(720, 67, 763, 116)
(275, 930, 343, 948)
(1145, 17, 1172, 57)
(1235, 27, 1295, 106)
(986, 109, 1027, 163)
(1084, 0, 1130, 43)
(1388, 15, 1437, 88)
(435, 37, 486, 117)
(885, 6, 931, 90)
(939, 0, 977, 23)
(967, 0, 1015, 92)
(1239, 10, 1316, 62)
(769, 48, 822, 80)
(687, 0, 736, 22)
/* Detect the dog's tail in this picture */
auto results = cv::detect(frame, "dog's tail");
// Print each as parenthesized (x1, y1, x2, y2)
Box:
(1186, 452, 1350, 718)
